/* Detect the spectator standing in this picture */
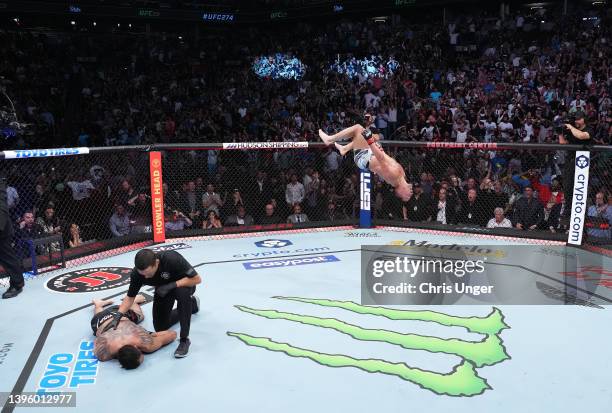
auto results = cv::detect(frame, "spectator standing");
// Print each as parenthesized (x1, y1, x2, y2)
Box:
(285, 174, 305, 207)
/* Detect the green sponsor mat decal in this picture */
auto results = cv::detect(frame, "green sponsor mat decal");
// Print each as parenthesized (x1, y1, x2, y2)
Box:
(228, 297, 510, 397)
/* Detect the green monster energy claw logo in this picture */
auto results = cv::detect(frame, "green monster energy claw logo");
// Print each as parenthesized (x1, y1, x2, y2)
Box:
(227, 297, 510, 397)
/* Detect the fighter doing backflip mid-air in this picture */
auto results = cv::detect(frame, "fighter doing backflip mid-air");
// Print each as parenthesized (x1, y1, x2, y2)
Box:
(319, 110, 412, 201)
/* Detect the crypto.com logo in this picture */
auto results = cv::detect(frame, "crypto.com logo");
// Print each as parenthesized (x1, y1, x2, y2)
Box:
(254, 239, 293, 248)
(575, 155, 589, 169)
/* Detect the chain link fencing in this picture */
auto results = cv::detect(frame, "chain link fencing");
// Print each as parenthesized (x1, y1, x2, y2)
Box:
(1, 141, 610, 286)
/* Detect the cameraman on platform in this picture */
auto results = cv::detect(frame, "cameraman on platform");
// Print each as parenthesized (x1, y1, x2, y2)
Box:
(558, 111, 593, 223)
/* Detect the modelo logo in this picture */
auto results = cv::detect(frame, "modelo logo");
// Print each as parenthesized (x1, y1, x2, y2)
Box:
(388, 240, 506, 258)
(37, 340, 98, 394)
(46, 267, 132, 293)
(255, 239, 293, 248)
(360, 172, 371, 210)
(575, 154, 589, 169)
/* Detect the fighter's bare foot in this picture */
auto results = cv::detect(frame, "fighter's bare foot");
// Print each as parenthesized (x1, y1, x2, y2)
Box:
(334, 142, 350, 156)
(134, 294, 146, 304)
(92, 298, 114, 307)
(319, 129, 332, 146)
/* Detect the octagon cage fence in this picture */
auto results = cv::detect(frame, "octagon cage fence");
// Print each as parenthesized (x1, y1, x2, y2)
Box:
(1, 139, 610, 283)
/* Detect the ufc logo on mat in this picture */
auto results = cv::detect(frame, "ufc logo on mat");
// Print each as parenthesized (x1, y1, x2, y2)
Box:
(360, 173, 371, 210)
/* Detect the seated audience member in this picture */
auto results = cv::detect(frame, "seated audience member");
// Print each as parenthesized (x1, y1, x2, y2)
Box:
(16, 211, 45, 256)
(37, 205, 62, 251)
(17, 211, 44, 240)
(260, 203, 282, 225)
(180, 181, 202, 226)
(203, 210, 223, 229)
(127, 192, 152, 231)
(325, 201, 347, 221)
(287, 204, 309, 224)
(225, 206, 254, 226)
(165, 210, 193, 232)
(512, 186, 544, 230)
(587, 192, 612, 239)
(222, 189, 246, 217)
(109, 204, 132, 237)
(67, 223, 83, 248)
(542, 192, 564, 232)
(487, 207, 512, 228)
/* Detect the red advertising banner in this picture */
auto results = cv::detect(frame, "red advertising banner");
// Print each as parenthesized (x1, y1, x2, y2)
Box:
(149, 151, 166, 243)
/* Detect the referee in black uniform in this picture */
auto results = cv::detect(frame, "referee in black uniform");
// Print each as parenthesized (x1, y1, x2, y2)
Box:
(114, 249, 202, 358)
(0, 173, 24, 299)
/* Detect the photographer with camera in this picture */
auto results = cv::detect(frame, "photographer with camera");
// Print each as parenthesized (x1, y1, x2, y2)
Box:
(558, 111, 593, 223)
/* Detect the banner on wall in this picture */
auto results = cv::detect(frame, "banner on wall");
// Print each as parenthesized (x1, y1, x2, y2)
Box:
(567, 151, 590, 245)
(360, 171, 372, 228)
(149, 152, 166, 243)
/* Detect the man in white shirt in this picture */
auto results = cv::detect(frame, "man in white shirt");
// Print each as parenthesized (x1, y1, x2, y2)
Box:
(484, 118, 497, 142)
(285, 174, 305, 206)
(498, 115, 514, 141)
(569, 93, 586, 114)
(455, 123, 469, 143)
(487, 207, 512, 228)
(523, 118, 534, 141)
(420, 122, 436, 141)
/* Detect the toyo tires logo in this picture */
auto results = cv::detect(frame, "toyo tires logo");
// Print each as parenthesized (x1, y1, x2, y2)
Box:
(46, 267, 132, 293)
(228, 297, 511, 396)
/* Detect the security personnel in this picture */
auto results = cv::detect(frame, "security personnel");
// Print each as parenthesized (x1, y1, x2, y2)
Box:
(0, 173, 24, 299)
(112, 248, 202, 358)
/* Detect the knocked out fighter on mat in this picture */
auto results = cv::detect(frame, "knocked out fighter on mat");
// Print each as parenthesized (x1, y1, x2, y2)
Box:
(110, 249, 202, 358)
(319, 111, 412, 201)
(91, 295, 177, 369)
